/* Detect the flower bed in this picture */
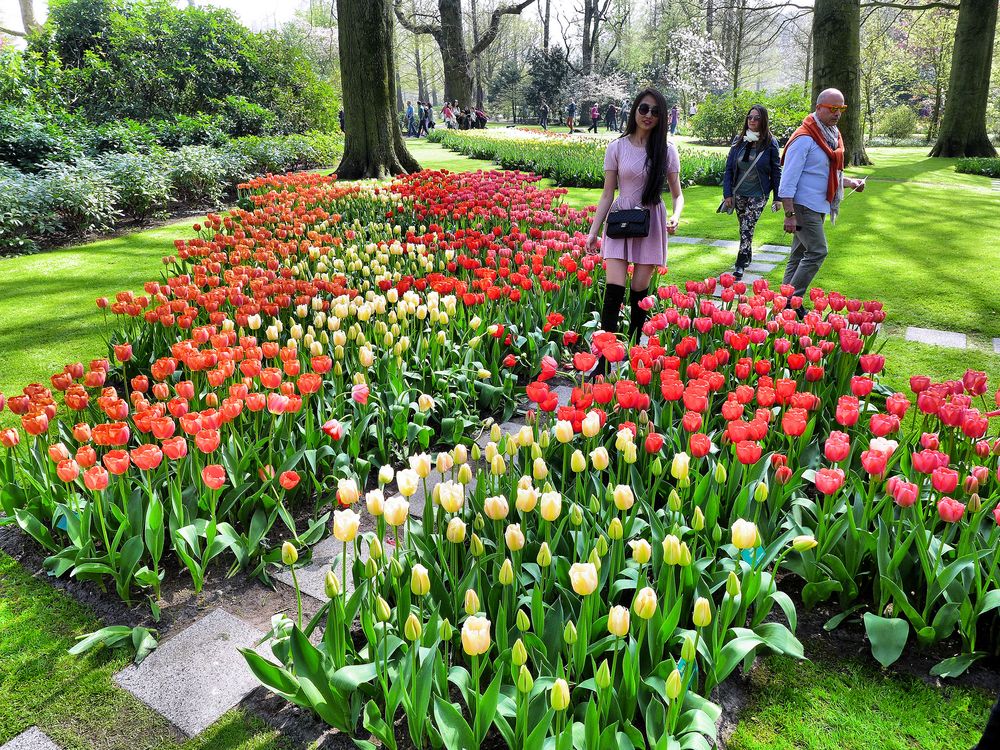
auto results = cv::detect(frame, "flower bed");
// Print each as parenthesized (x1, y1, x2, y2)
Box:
(427, 129, 727, 189)
(956, 157, 1000, 179)
(1, 168, 998, 748)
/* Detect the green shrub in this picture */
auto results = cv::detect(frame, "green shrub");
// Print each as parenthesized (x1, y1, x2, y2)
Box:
(876, 106, 918, 141)
(91, 119, 159, 154)
(0, 105, 85, 172)
(692, 88, 810, 145)
(955, 157, 1000, 178)
(0, 167, 53, 254)
(98, 151, 174, 220)
(168, 145, 236, 205)
(39, 158, 121, 236)
(220, 96, 279, 137)
(150, 113, 228, 149)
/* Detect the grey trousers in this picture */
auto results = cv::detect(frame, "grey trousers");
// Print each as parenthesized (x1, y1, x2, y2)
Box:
(782, 203, 828, 300)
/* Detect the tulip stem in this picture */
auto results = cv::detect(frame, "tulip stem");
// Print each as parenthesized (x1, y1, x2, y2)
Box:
(290, 563, 302, 628)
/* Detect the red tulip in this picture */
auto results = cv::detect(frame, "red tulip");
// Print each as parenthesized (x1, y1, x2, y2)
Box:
(781, 408, 808, 437)
(885, 393, 910, 419)
(962, 369, 988, 396)
(279, 470, 301, 490)
(103, 450, 131, 475)
(131, 443, 163, 471)
(824, 432, 850, 463)
(201, 464, 226, 490)
(75, 445, 97, 468)
(195, 429, 220, 454)
(113, 343, 133, 363)
(859, 354, 884, 374)
(860, 449, 888, 476)
(775, 465, 793, 485)
(735, 441, 761, 465)
(84, 465, 109, 491)
(48, 442, 71, 463)
(937, 497, 965, 523)
(689, 432, 711, 457)
(909, 375, 930, 394)
(56, 459, 80, 483)
(322, 419, 344, 440)
(539, 355, 558, 381)
(644, 432, 664, 454)
(162, 436, 188, 461)
(351, 384, 370, 405)
(835, 396, 859, 427)
(869, 413, 899, 437)
(931, 466, 959, 494)
(815, 467, 845, 495)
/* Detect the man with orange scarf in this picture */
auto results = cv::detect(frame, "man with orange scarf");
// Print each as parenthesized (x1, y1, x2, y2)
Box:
(777, 88, 866, 309)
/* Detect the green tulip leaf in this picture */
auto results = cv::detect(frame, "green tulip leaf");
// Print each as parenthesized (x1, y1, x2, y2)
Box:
(863, 613, 908, 667)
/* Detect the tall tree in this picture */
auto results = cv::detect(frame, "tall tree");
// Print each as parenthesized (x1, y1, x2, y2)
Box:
(930, 0, 998, 157)
(395, 0, 537, 107)
(1, 0, 41, 37)
(336, 0, 419, 178)
(812, 0, 869, 165)
(540, 0, 551, 53)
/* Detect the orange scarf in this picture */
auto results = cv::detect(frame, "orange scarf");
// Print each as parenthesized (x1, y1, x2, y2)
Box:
(781, 114, 844, 204)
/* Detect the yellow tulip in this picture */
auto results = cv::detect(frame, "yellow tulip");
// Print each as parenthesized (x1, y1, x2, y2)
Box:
(589, 446, 610, 471)
(409, 453, 432, 478)
(731, 519, 758, 550)
(613, 484, 635, 511)
(365, 488, 385, 516)
(629, 539, 652, 564)
(692, 597, 712, 627)
(383, 495, 409, 526)
(553, 420, 574, 443)
(540, 491, 562, 521)
(515, 485, 538, 513)
(498, 558, 514, 585)
(662, 534, 681, 565)
(396, 468, 419, 497)
(608, 605, 630, 637)
(505, 523, 525, 552)
(551, 678, 570, 711)
(581, 411, 601, 438)
(446, 517, 467, 544)
(571, 450, 587, 473)
(410, 564, 430, 596)
(568, 562, 598, 595)
(671, 452, 690, 482)
(464, 588, 480, 615)
(461, 616, 492, 656)
(281, 541, 298, 566)
(633, 586, 657, 620)
(332, 509, 360, 542)
(438, 480, 464, 513)
(337, 478, 360, 506)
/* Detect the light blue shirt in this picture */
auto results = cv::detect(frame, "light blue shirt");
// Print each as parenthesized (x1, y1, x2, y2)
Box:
(778, 135, 831, 215)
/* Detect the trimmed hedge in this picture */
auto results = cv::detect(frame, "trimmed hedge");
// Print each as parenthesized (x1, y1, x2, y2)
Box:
(0, 132, 343, 256)
(955, 157, 1000, 179)
(427, 129, 727, 188)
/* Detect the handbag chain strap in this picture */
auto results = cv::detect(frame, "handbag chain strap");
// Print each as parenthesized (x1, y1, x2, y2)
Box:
(732, 146, 766, 194)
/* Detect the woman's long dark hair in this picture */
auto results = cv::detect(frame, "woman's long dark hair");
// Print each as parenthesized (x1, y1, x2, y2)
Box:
(621, 87, 669, 207)
(737, 105, 772, 154)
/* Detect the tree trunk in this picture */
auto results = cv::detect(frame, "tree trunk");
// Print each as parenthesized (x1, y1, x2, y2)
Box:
(930, 0, 998, 157)
(415, 37, 427, 102)
(436, 0, 475, 106)
(470, 0, 484, 108)
(20, 0, 40, 33)
(812, 0, 869, 166)
(336, 0, 419, 179)
(803, 30, 812, 98)
(706, 0, 715, 36)
(582, 0, 595, 75)
(542, 0, 551, 53)
(395, 67, 404, 113)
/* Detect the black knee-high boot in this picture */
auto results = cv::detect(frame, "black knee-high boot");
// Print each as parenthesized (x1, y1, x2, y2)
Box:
(974, 693, 1000, 750)
(593, 283, 626, 378)
(629, 286, 650, 342)
(600, 283, 626, 335)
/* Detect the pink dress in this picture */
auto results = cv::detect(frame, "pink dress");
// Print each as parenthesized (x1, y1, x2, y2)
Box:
(601, 137, 680, 265)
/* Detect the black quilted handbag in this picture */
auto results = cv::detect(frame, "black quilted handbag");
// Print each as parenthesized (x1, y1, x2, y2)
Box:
(606, 207, 650, 238)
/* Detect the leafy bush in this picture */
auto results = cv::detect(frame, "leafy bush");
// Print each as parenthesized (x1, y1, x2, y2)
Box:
(692, 88, 810, 145)
(866, 136, 929, 148)
(0, 105, 85, 172)
(0, 167, 51, 254)
(955, 157, 1000, 178)
(167, 146, 237, 205)
(150, 114, 228, 149)
(219, 96, 279, 137)
(91, 119, 159, 154)
(98, 151, 174, 220)
(38, 158, 121, 236)
(877, 106, 918, 141)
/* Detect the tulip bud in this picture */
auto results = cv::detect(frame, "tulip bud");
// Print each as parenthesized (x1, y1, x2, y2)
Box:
(563, 620, 578, 645)
(662, 534, 681, 565)
(608, 605, 630, 637)
(517, 665, 534, 694)
(588, 548, 603, 571)
(665, 669, 682, 700)
(692, 597, 712, 627)
(471, 443, 482, 461)
(324, 570, 341, 598)
(516, 609, 531, 632)
(650, 456, 663, 476)
(446, 517, 467, 544)
(538, 429, 550, 448)
(536, 542, 552, 567)
(404, 613, 422, 641)
(464, 588, 480, 616)
(410, 564, 430, 596)
(679, 542, 693, 567)
(491, 454, 507, 476)
(571, 450, 587, 473)
(378, 464, 395, 485)
(590, 494, 601, 514)
(498, 558, 514, 585)
(470, 533, 485, 557)
(681, 633, 697, 663)
(512, 638, 528, 666)
(791, 534, 818, 552)
(608, 517, 623, 540)
(457, 463, 473, 485)
(389, 555, 404, 579)
(668, 488, 682, 511)
(281, 541, 298, 566)
(595, 535, 609, 557)
(376, 596, 392, 622)
(551, 678, 570, 711)
(473, 513, 485, 531)
(714, 462, 728, 483)
(365, 558, 378, 579)
(726, 571, 741, 598)
(692, 506, 705, 531)
(571, 503, 584, 526)
(440, 617, 453, 641)
(754, 481, 769, 503)
(369, 537, 383, 561)
(596, 659, 611, 689)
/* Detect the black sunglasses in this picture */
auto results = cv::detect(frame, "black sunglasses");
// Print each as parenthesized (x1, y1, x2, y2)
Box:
(637, 103, 661, 117)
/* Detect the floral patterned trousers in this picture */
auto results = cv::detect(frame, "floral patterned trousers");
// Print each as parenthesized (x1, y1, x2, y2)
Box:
(734, 195, 767, 264)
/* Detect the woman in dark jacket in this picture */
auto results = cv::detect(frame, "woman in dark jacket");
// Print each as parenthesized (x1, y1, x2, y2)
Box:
(721, 104, 781, 279)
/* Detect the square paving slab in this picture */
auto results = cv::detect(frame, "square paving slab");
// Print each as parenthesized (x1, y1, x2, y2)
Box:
(273, 532, 356, 599)
(114, 609, 268, 737)
(905, 327, 967, 349)
(709, 239, 739, 249)
(1, 728, 60, 750)
(668, 236, 703, 244)
(993, 338, 1000, 354)
(753, 252, 787, 263)
(746, 262, 776, 274)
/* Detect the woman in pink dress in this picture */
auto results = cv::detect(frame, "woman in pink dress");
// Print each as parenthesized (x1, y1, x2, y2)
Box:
(585, 87, 684, 376)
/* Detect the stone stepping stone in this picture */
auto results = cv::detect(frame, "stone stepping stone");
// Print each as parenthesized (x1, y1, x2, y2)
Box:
(114, 609, 269, 737)
(993, 338, 1000, 354)
(753, 251, 787, 263)
(905, 327, 966, 349)
(1, 728, 60, 750)
(758, 244, 791, 254)
(709, 239, 739, 249)
(273, 532, 358, 600)
(669, 236, 703, 245)
(552, 385, 574, 406)
(745, 262, 776, 274)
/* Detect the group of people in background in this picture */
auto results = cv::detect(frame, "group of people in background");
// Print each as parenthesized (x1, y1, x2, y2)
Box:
(404, 100, 488, 137)
(544, 99, 684, 136)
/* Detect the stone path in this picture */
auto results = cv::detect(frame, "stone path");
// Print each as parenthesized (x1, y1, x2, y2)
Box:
(0, 728, 60, 750)
(991, 179, 1000, 192)
(114, 609, 270, 737)
(703, 242, 792, 295)
(905, 327, 968, 350)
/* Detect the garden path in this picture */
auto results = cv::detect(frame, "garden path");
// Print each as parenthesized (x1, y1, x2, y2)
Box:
(0, 728, 60, 750)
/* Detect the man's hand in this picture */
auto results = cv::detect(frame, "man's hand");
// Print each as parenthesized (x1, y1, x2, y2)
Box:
(846, 177, 866, 192)
(783, 216, 797, 234)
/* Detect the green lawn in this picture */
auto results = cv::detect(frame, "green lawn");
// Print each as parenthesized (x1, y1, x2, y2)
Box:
(0, 551, 293, 750)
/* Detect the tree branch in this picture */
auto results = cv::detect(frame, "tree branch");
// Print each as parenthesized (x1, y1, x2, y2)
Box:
(0, 25, 27, 37)
(860, 0, 958, 8)
(394, 0, 441, 38)
(470, 0, 538, 58)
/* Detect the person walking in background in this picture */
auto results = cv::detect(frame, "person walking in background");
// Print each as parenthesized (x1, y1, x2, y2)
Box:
(427, 102, 436, 131)
(405, 100, 416, 137)
(585, 87, 684, 378)
(442, 102, 455, 129)
(416, 102, 429, 137)
(588, 102, 600, 133)
(605, 101, 617, 131)
(338, 109, 345, 133)
(474, 107, 488, 129)
(721, 104, 782, 280)
(688, 102, 697, 120)
(778, 88, 866, 309)
(539, 101, 549, 130)
(669, 104, 679, 135)
(619, 98, 629, 132)
(566, 100, 577, 133)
